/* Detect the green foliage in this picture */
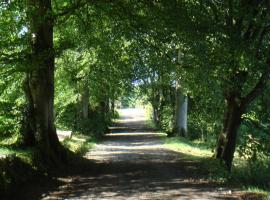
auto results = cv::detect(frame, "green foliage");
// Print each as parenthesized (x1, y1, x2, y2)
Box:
(158, 105, 174, 133)
(232, 159, 270, 189)
(55, 102, 77, 130)
(165, 136, 270, 191)
(188, 96, 223, 141)
(0, 101, 19, 136)
(238, 124, 270, 162)
(75, 113, 110, 139)
(55, 102, 109, 139)
(0, 77, 24, 143)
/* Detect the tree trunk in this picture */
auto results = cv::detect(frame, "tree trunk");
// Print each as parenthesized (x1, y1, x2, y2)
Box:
(174, 86, 188, 137)
(25, 0, 66, 165)
(110, 99, 115, 115)
(105, 98, 110, 116)
(21, 73, 36, 146)
(215, 95, 243, 171)
(152, 104, 159, 125)
(151, 90, 162, 126)
(99, 97, 110, 120)
(80, 87, 89, 119)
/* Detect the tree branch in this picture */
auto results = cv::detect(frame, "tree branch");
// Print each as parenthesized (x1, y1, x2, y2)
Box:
(241, 58, 270, 108)
(53, 0, 88, 20)
(54, 0, 83, 17)
(243, 116, 269, 135)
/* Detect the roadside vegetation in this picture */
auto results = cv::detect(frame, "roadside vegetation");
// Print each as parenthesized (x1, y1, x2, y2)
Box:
(165, 137, 270, 199)
(62, 134, 96, 156)
(0, 128, 99, 198)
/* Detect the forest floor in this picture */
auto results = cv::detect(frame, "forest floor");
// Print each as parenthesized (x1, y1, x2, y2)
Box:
(15, 108, 252, 200)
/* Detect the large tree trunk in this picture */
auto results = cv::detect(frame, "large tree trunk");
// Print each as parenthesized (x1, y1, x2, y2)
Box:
(174, 85, 188, 137)
(24, 0, 66, 165)
(215, 94, 243, 171)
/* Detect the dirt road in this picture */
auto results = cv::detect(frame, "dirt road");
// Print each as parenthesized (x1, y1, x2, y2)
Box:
(31, 108, 241, 200)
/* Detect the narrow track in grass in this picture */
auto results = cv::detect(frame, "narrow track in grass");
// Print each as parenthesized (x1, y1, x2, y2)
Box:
(19, 108, 244, 200)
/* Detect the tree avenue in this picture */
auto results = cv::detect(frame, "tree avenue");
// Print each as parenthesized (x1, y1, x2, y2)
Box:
(0, 0, 270, 196)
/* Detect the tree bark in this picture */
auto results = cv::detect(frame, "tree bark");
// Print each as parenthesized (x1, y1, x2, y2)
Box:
(80, 87, 89, 119)
(99, 97, 110, 120)
(174, 84, 188, 137)
(215, 94, 243, 171)
(21, 73, 36, 146)
(25, 0, 66, 165)
(152, 105, 159, 125)
(110, 99, 115, 115)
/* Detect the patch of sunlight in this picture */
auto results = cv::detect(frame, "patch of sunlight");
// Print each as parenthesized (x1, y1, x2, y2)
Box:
(96, 144, 163, 150)
(0, 147, 34, 164)
(0, 147, 14, 156)
(164, 137, 212, 158)
(116, 108, 147, 123)
(0, 134, 20, 146)
(62, 133, 95, 155)
(57, 129, 72, 141)
(72, 137, 86, 142)
(106, 132, 165, 136)
(0, 134, 34, 162)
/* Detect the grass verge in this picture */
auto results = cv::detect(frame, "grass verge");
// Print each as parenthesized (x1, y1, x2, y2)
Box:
(164, 136, 270, 200)
(61, 133, 96, 156)
(0, 131, 97, 199)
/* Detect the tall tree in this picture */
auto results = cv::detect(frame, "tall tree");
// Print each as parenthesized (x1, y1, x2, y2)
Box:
(174, 83, 188, 137)
(23, 0, 66, 164)
(132, 0, 270, 170)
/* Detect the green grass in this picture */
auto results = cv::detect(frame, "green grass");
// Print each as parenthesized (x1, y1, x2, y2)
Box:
(0, 130, 97, 198)
(243, 187, 270, 200)
(164, 136, 270, 199)
(164, 136, 230, 181)
(165, 137, 213, 157)
(0, 131, 96, 163)
(0, 134, 34, 164)
(0, 147, 34, 163)
(62, 133, 96, 156)
(0, 134, 19, 146)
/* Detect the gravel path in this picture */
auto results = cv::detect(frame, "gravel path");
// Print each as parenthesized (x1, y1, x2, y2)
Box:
(35, 108, 242, 200)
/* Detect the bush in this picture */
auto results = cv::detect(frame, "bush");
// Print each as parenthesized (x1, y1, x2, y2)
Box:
(55, 103, 110, 139)
(159, 105, 174, 133)
(0, 101, 21, 135)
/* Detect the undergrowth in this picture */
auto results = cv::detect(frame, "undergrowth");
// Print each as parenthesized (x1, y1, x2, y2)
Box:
(164, 136, 270, 199)
(0, 129, 98, 198)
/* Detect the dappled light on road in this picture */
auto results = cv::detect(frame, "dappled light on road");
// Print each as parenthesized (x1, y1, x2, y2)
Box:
(39, 108, 240, 200)
(87, 108, 169, 163)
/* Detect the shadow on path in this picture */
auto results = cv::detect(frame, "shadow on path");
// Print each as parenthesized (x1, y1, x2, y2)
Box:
(16, 108, 241, 200)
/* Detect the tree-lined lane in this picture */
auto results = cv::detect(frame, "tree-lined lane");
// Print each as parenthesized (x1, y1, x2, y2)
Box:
(40, 108, 240, 200)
